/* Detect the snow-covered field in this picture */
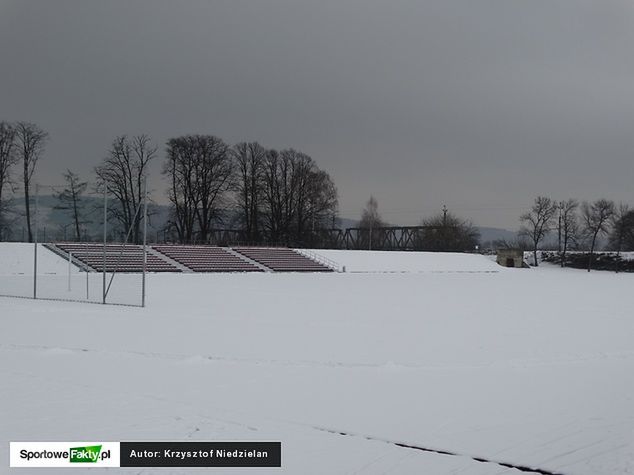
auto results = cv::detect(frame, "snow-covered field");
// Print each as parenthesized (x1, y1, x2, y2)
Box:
(1, 243, 633, 474)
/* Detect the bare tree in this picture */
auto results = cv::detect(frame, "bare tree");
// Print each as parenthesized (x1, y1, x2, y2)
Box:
(289, 151, 317, 240)
(194, 136, 233, 242)
(164, 137, 196, 242)
(0, 122, 18, 239)
(558, 199, 579, 267)
(359, 196, 386, 250)
(15, 122, 48, 242)
(519, 196, 557, 266)
(261, 149, 301, 243)
(54, 169, 88, 241)
(260, 149, 282, 242)
(262, 149, 297, 243)
(232, 142, 266, 242)
(96, 135, 155, 243)
(419, 208, 480, 251)
(582, 199, 615, 272)
(163, 135, 233, 243)
(258, 148, 337, 245)
(608, 203, 633, 272)
(305, 168, 338, 245)
(162, 136, 338, 246)
(359, 196, 385, 228)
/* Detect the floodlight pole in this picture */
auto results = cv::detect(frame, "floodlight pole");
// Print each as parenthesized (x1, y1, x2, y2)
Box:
(68, 252, 72, 292)
(102, 184, 107, 304)
(141, 177, 148, 308)
(33, 184, 39, 299)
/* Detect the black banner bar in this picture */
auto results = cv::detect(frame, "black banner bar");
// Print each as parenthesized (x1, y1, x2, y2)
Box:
(120, 442, 281, 467)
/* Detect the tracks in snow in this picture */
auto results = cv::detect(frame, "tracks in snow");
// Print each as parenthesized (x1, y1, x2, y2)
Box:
(2, 344, 598, 475)
(2, 343, 633, 372)
(312, 426, 567, 475)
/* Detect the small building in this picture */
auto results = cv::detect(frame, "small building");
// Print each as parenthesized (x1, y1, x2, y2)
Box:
(496, 249, 525, 268)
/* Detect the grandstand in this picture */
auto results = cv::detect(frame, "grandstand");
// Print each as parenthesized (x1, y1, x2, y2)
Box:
(153, 245, 263, 272)
(43, 243, 336, 273)
(47, 243, 182, 273)
(233, 247, 333, 272)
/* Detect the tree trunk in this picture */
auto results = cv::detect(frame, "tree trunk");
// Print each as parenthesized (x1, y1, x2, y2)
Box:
(24, 184, 32, 243)
(72, 192, 81, 241)
(587, 234, 597, 272)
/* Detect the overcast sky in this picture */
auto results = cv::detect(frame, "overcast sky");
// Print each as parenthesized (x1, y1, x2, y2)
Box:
(2, 0, 634, 229)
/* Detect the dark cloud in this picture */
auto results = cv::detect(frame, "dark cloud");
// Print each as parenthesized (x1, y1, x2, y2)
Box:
(2, 0, 634, 228)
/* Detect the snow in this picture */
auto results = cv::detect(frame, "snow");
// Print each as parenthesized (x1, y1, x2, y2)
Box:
(0, 244, 127, 302)
(311, 249, 500, 273)
(0, 243, 83, 276)
(1, 243, 634, 474)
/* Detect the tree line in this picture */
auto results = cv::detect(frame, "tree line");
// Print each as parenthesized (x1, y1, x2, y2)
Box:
(0, 122, 48, 242)
(0, 122, 338, 246)
(518, 196, 634, 271)
(164, 137, 337, 245)
(2, 120, 632, 261)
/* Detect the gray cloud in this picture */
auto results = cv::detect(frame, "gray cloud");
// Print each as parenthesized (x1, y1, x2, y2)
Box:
(2, 0, 634, 228)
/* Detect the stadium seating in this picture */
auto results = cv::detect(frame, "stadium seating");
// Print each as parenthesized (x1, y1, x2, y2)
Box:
(52, 243, 181, 273)
(152, 245, 262, 272)
(232, 247, 333, 272)
(47, 243, 334, 273)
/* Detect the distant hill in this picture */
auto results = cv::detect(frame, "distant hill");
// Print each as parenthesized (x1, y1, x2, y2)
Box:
(337, 217, 358, 229)
(1, 195, 169, 241)
(477, 226, 518, 246)
(2, 196, 517, 247)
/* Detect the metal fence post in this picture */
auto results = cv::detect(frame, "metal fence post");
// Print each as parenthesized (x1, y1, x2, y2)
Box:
(33, 184, 39, 299)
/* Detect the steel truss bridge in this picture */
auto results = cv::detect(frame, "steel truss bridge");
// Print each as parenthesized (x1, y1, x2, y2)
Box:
(191, 226, 450, 251)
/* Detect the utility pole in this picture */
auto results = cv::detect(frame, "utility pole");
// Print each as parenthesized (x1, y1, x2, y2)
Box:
(310, 199, 315, 248)
(141, 177, 148, 308)
(102, 184, 107, 304)
(33, 184, 39, 299)
(557, 201, 563, 254)
(68, 252, 72, 292)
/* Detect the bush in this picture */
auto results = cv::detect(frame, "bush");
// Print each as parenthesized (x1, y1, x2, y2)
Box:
(541, 251, 634, 272)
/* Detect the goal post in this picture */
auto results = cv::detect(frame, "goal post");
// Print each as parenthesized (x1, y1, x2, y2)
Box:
(0, 181, 149, 308)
